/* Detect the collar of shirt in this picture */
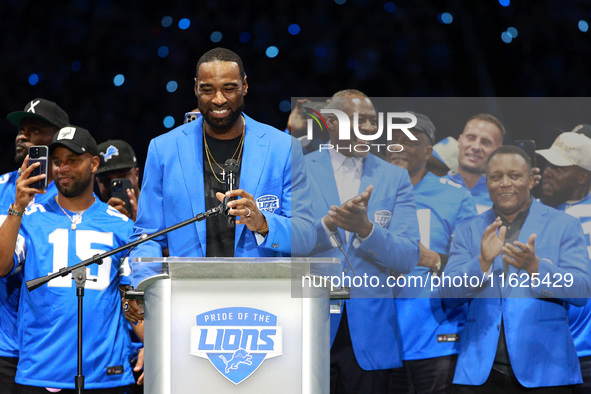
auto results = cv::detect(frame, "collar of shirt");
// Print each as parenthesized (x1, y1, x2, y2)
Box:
(328, 148, 364, 174)
(492, 197, 533, 234)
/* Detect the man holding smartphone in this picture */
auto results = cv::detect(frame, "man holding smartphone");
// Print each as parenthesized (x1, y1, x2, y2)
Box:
(0, 98, 69, 393)
(0, 125, 136, 392)
(1, 98, 69, 208)
(96, 139, 141, 221)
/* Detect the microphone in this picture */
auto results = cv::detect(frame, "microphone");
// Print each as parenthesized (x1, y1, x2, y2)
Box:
(223, 159, 240, 228)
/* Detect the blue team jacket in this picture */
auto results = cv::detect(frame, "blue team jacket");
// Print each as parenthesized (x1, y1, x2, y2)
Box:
(130, 114, 315, 258)
(443, 199, 591, 387)
(306, 150, 420, 370)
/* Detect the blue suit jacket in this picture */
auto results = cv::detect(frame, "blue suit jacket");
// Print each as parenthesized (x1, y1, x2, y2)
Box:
(306, 150, 420, 370)
(443, 199, 591, 387)
(130, 114, 315, 258)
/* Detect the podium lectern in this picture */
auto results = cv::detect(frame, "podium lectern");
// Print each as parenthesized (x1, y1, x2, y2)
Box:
(130, 257, 340, 394)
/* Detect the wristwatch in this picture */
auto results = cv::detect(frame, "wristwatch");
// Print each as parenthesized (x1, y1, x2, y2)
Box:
(257, 225, 269, 237)
(7, 205, 24, 217)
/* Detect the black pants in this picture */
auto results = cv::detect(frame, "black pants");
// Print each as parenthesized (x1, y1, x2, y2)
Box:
(453, 368, 574, 393)
(16, 385, 126, 394)
(330, 308, 391, 394)
(0, 356, 18, 394)
(390, 355, 457, 393)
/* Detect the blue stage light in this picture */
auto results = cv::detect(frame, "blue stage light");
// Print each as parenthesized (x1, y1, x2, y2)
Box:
(157, 46, 169, 58)
(315, 46, 328, 58)
(163, 116, 175, 128)
(166, 81, 178, 93)
(71, 61, 81, 72)
(288, 24, 301, 35)
(279, 100, 291, 113)
(161, 16, 173, 28)
(265, 46, 279, 58)
(239, 32, 251, 43)
(507, 27, 518, 38)
(384, 2, 396, 13)
(178, 18, 191, 30)
(28, 74, 39, 86)
(439, 12, 453, 24)
(210, 31, 223, 43)
(113, 74, 125, 86)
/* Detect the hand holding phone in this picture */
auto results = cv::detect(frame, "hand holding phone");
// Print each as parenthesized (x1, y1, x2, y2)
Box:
(28, 146, 48, 190)
(110, 178, 133, 217)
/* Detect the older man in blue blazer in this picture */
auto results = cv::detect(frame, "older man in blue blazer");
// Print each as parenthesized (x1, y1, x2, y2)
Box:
(305, 90, 420, 394)
(443, 145, 591, 392)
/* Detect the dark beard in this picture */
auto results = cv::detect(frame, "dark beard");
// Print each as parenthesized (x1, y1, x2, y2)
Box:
(56, 170, 93, 198)
(15, 153, 25, 168)
(200, 103, 244, 131)
(540, 189, 570, 208)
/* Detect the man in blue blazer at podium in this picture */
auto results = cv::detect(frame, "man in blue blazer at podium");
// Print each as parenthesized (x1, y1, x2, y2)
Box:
(443, 145, 591, 392)
(305, 90, 420, 393)
(129, 48, 315, 260)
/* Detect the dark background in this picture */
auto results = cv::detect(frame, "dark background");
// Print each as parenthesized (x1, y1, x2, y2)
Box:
(2, 0, 591, 175)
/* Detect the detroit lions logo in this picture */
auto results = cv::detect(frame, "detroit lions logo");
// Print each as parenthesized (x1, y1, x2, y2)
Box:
(219, 349, 253, 373)
(374, 210, 392, 228)
(100, 145, 119, 162)
(256, 195, 279, 213)
(190, 307, 283, 385)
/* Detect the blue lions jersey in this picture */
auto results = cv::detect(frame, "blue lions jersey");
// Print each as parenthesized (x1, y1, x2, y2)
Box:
(396, 173, 477, 360)
(559, 194, 591, 357)
(12, 197, 134, 389)
(444, 171, 491, 214)
(0, 170, 19, 210)
(0, 170, 58, 358)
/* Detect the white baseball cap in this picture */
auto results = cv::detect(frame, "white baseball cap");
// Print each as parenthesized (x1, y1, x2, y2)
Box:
(536, 132, 591, 171)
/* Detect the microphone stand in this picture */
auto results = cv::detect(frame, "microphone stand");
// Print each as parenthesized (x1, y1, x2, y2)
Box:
(25, 204, 223, 393)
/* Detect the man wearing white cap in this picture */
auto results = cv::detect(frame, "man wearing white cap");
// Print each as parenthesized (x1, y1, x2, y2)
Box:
(537, 131, 591, 393)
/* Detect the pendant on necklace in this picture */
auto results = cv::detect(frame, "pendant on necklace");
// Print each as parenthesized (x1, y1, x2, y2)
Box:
(71, 215, 82, 231)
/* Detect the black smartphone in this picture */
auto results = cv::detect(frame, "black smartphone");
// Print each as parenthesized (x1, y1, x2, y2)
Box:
(515, 139, 536, 167)
(111, 178, 132, 214)
(28, 145, 48, 190)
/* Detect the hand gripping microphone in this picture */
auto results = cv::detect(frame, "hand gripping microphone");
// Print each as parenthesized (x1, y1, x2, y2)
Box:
(223, 159, 240, 228)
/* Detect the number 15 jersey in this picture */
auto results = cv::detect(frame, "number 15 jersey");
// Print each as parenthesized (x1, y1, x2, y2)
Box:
(12, 197, 134, 390)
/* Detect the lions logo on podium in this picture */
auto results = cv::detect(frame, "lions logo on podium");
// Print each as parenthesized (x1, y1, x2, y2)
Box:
(190, 307, 283, 384)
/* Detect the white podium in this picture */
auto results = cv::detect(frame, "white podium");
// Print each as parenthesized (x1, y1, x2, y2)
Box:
(130, 257, 339, 394)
